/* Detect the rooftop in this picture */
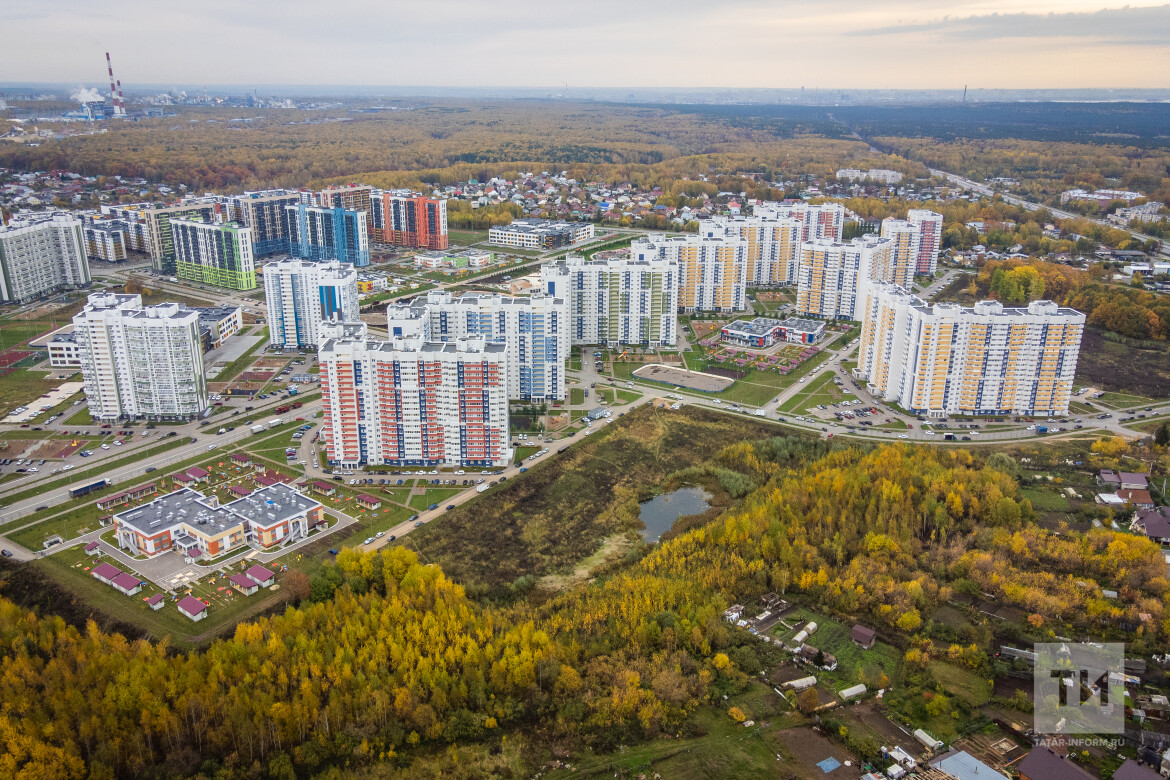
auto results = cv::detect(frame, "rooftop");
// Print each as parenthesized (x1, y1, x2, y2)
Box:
(114, 483, 321, 536)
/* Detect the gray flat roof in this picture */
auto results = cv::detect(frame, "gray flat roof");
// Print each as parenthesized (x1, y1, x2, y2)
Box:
(115, 483, 321, 535)
(723, 317, 824, 336)
(224, 482, 321, 528)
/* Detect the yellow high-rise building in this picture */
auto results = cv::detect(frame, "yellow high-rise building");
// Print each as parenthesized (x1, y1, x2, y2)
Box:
(855, 283, 1084, 417)
(631, 233, 747, 313)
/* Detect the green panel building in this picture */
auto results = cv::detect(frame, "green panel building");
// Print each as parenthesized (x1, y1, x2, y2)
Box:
(172, 219, 256, 290)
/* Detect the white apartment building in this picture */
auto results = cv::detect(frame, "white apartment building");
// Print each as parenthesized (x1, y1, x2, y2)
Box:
(700, 214, 802, 286)
(386, 290, 568, 401)
(836, 168, 904, 185)
(0, 213, 91, 303)
(73, 293, 208, 421)
(754, 202, 845, 242)
(83, 220, 128, 262)
(318, 322, 511, 468)
(855, 283, 1085, 417)
(795, 236, 894, 320)
(264, 259, 359, 349)
(541, 254, 678, 347)
(631, 233, 746, 313)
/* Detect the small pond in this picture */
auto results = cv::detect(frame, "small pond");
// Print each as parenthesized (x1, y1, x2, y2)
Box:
(638, 486, 711, 542)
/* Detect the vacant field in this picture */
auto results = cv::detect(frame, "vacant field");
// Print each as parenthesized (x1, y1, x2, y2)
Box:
(0, 367, 59, 417)
(1020, 486, 1071, 513)
(406, 404, 780, 593)
(772, 607, 902, 693)
(1075, 328, 1170, 398)
(928, 661, 992, 707)
(0, 320, 53, 350)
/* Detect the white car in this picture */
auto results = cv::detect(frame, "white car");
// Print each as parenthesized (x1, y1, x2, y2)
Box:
(62, 464, 74, 471)
(898, 434, 909, 439)
(208, 444, 217, 450)
(100, 444, 110, 450)
(924, 430, 935, 436)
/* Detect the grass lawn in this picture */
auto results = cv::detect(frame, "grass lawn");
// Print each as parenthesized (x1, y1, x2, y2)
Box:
(447, 229, 491, 245)
(569, 387, 585, 405)
(715, 350, 834, 407)
(0, 319, 53, 349)
(1068, 401, 1097, 415)
(1095, 391, 1155, 409)
(513, 445, 540, 464)
(1130, 414, 1170, 434)
(568, 357, 582, 371)
(779, 372, 857, 414)
(407, 487, 464, 510)
(1020, 486, 1071, 512)
(328, 504, 415, 550)
(927, 661, 992, 707)
(0, 367, 59, 417)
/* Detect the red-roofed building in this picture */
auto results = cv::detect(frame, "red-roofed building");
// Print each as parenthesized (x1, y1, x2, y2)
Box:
(230, 453, 251, 464)
(227, 573, 259, 595)
(186, 467, 209, 482)
(246, 565, 275, 587)
(356, 494, 381, 510)
(91, 562, 122, 584)
(177, 595, 208, 622)
(110, 571, 143, 596)
(145, 593, 165, 610)
(1118, 489, 1155, 509)
(254, 475, 278, 487)
(310, 481, 336, 497)
(97, 492, 130, 510)
(172, 471, 194, 484)
(229, 484, 251, 497)
(84, 541, 101, 555)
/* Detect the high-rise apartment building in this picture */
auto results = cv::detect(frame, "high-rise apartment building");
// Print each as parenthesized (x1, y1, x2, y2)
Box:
(73, 293, 208, 421)
(795, 236, 895, 320)
(876, 219, 920, 289)
(83, 220, 128, 262)
(371, 190, 449, 250)
(264, 259, 359, 349)
(755, 202, 845, 242)
(855, 284, 1084, 417)
(0, 213, 91, 303)
(226, 190, 301, 257)
(881, 210, 944, 275)
(318, 322, 511, 468)
(386, 290, 568, 401)
(115, 201, 220, 274)
(700, 214, 802, 286)
(541, 254, 679, 347)
(284, 204, 370, 267)
(630, 233, 746, 313)
(316, 185, 374, 221)
(171, 218, 256, 290)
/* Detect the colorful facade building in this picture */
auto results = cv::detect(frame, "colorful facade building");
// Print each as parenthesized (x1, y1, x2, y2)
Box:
(171, 218, 256, 290)
(630, 233, 747, 313)
(371, 190, 449, 250)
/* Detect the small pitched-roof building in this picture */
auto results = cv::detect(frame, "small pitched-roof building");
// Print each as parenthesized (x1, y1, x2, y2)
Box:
(1113, 758, 1161, 780)
(356, 494, 382, 510)
(145, 593, 165, 610)
(1119, 472, 1150, 490)
(246, 565, 276, 587)
(186, 466, 209, 482)
(110, 571, 143, 596)
(176, 595, 208, 622)
(227, 573, 259, 596)
(1133, 507, 1170, 545)
(1017, 746, 1095, 780)
(91, 562, 122, 585)
(84, 541, 101, 555)
(228, 484, 251, 497)
(1117, 488, 1154, 509)
(851, 624, 876, 649)
(309, 481, 336, 497)
(929, 749, 1009, 780)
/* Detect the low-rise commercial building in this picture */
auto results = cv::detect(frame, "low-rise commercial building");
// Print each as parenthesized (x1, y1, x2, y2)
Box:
(720, 317, 824, 347)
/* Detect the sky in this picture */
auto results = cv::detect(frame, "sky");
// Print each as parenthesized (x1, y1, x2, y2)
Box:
(5, 0, 1170, 90)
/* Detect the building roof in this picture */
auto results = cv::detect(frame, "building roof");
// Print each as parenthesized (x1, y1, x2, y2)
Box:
(1119, 472, 1149, 486)
(84, 541, 100, 552)
(176, 595, 207, 616)
(92, 562, 122, 580)
(1113, 759, 1161, 780)
(229, 485, 251, 497)
(851, 625, 876, 643)
(1135, 508, 1170, 538)
(246, 565, 275, 583)
(356, 494, 380, 504)
(228, 574, 258, 590)
(311, 480, 335, 492)
(1016, 746, 1095, 780)
(929, 749, 1009, 780)
(1118, 489, 1153, 505)
(1098, 469, 1120, 483)
(186, 467, 209, 478)
(145, 593, 165, 606)
(230, 453, 251, 462)
(114, 483, 321, 537)
(110, 572, 141, 591)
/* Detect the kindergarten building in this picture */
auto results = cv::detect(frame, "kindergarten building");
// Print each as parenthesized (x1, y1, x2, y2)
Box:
(113, 483, 323, 559)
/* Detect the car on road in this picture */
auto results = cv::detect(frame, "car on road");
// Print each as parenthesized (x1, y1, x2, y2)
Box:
(0, 550, 12, 558)
(387, 535, 396, 541)
(62, 464, 74, 470)
(408, 515, 419, 522)
(363, 537, 375, 545)
(898, 434, 909, 439)
(428, 503, 439, 510)
(414, 521, 424, 528)
(100, 444, 110, 450)
(375, 531, 384, 538)
(208, 444, 217, 450)
(520, 467, 527, 473)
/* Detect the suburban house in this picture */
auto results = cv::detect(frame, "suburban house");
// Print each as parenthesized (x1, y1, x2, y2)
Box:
(851, 625, 876, 649)
(1113, 758, 1161, 780)
(177, 596, 208, 622)
(929, 750, 1009, 780)
(1133, 508, 1170, 545)
(1120, 472, 1150, 490)
(113, 483, 323, 560)
(796, 644, 838, 671)
(1016, 746, 1095, 780)
(1118, 488, 1155, 509)
(228, 484, 252, 498)
(227, 573, 260, 596)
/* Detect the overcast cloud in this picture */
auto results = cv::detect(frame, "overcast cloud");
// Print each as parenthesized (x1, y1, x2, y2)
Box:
(2, 0, 1168, 89)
